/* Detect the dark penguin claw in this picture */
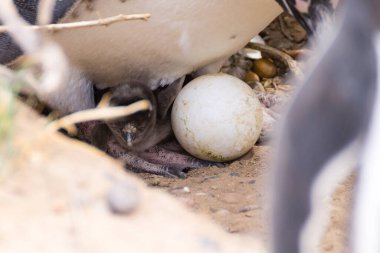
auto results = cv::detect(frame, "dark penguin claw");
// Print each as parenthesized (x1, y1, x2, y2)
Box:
(165, 167, 187, 179)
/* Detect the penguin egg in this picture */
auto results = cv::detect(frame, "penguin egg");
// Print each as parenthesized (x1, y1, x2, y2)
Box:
(171, 73, 263, 162)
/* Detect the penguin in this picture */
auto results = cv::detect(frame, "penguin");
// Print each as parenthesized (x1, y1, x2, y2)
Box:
(275, 0, 340, 35)
(271, 0, 380, 252)
(1, 0, 282, 113)
(0, 0, 282, 177)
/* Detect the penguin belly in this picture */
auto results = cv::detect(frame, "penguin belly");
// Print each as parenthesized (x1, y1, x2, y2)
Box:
(53, 0, 282, 89)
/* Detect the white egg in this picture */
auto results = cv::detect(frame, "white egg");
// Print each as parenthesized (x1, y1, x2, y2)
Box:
(171, 73, 263, 162)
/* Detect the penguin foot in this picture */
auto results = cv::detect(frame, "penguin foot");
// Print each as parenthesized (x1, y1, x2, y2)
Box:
(139, 144, 226, 170)
(106, 138, 224, 178)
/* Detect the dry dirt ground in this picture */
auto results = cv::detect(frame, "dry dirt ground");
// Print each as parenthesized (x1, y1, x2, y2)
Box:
(139, 146, 354, 253)
(0, 103, 265, 253)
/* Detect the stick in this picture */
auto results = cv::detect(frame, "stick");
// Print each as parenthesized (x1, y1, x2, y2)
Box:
(37, 0, 56, 25)
(45, 100, 152, 134)
(0, 14, 151, 33)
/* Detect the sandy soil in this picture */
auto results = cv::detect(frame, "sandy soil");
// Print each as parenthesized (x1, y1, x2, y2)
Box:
(141, 146, 271, 237)
(138, 143, 353, 252)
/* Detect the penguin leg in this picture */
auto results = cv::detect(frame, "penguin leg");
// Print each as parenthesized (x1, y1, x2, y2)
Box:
(137, 145, 225, 171)
(105, 137, 187, 178)
(77, 120, 189, 178)
(102, 125, 223, 178)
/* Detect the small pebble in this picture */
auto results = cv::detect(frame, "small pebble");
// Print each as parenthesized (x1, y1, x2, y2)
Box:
(149, 178, 161, 186)
(242, 48, 262, 60)
(228, 227, 240, 233)
(248, 179, 256, 184)
(199, 175, 220, 183)
(229, 172, 240, 177)
(239, 205, 260, 213)
(252, 58, 278, 78)
(168, 186, 191, 194)
(210, 208, 230, 216)
(107, 181, 139, 215)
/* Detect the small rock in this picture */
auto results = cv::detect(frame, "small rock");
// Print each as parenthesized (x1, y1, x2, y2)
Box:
(199, 175, 219, 183)
(229, 172, 240, 177)
(248, 179, 256, 184)
(239, 205, 260, 213)
(168, 186, 191, 194)
(107, 181, 139, 215)
(252, 58, 278, 79)
(242, 48, 262, 60)
(210, 208, 230, 216)
(148, 178, 161, 186)
(227, 227, 240, 233)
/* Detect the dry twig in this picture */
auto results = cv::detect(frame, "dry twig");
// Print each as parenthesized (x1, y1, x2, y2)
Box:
(45, 100, 152, 134)
(0, 13, 151, 33)
(37, 0, 55, 25)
